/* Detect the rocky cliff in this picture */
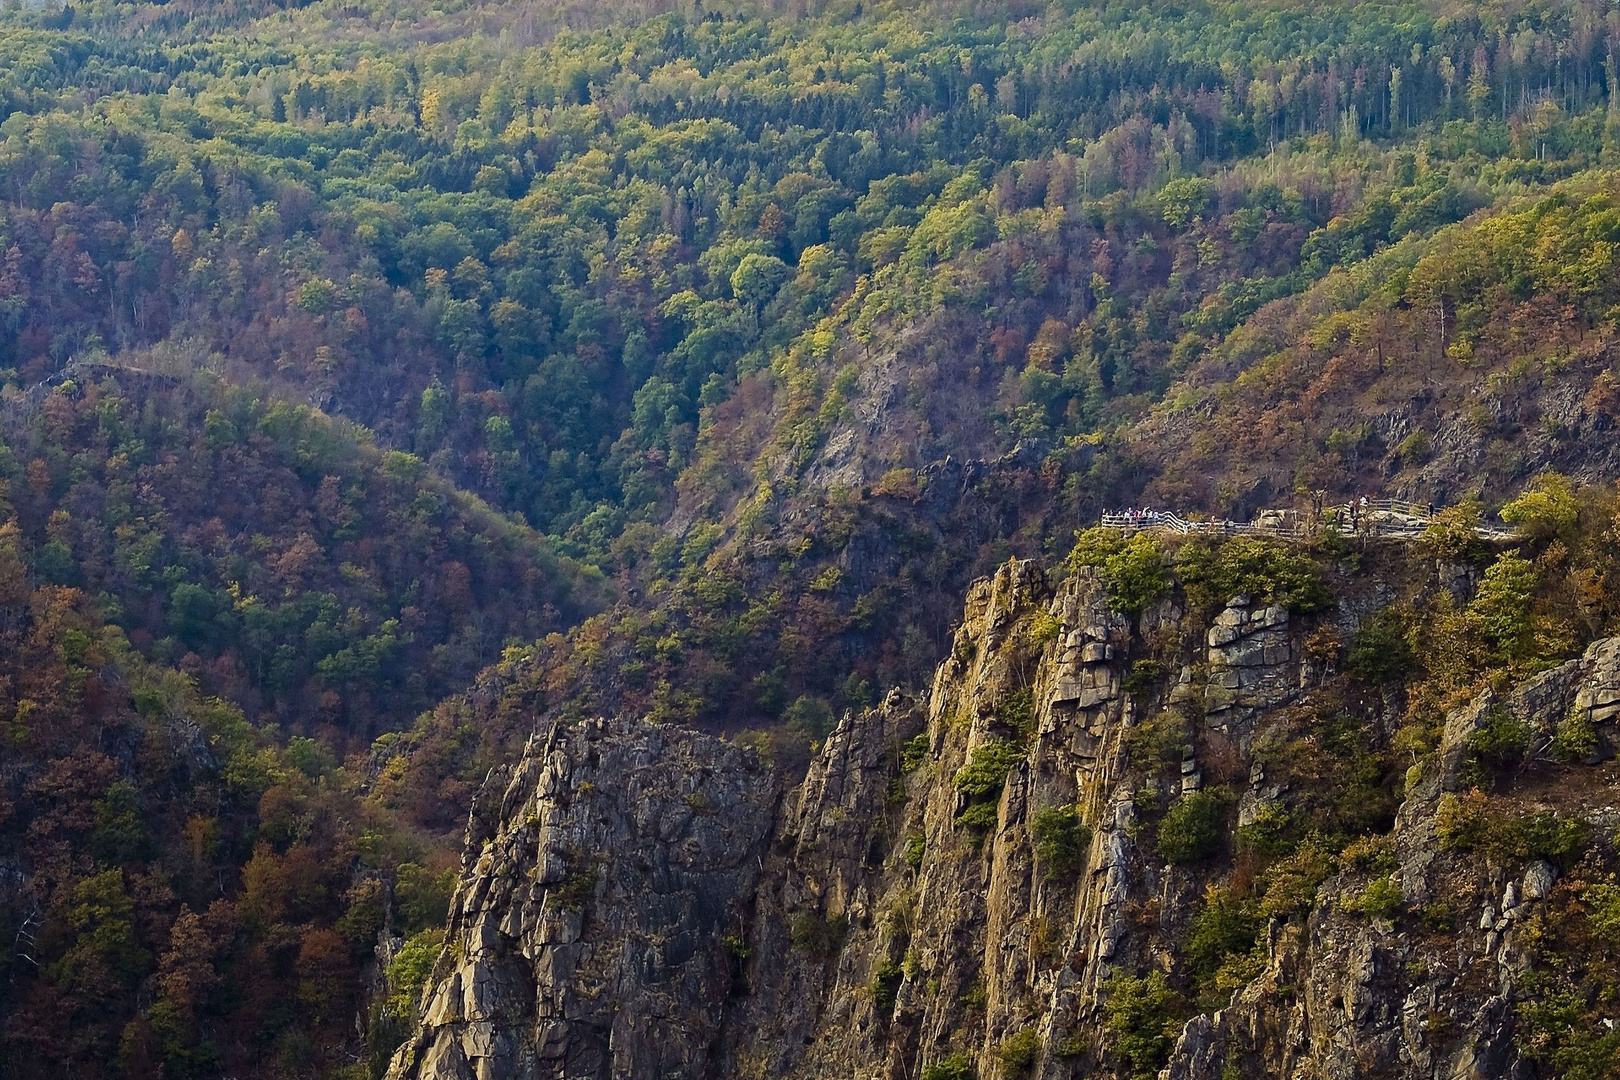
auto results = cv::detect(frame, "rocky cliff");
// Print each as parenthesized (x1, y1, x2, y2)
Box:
(385, 719, 777, 1078)
(389, 552, 1620, 1080)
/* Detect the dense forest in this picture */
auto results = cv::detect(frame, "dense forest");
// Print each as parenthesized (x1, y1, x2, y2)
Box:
(9, 0, 1620, 1076)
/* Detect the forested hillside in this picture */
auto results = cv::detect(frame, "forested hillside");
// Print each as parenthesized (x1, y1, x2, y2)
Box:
(8, 0, 1620, 1076)
(0, 361, 598, 1077)
(2, 0, 1611, 550)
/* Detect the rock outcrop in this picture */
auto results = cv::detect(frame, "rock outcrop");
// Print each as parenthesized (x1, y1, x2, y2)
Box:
(391, 557, 1620, 1080)
(386, 717, 777, 1080)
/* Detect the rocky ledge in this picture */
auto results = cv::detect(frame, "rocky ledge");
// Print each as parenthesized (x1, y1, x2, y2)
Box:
(391, 558, 1620, 1080)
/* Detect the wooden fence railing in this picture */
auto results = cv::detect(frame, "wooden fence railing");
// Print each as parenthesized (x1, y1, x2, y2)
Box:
(1101, 502, 1514, 540)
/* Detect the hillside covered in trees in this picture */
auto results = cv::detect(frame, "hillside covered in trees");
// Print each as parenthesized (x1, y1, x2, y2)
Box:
(10, 0, 1620, 1076)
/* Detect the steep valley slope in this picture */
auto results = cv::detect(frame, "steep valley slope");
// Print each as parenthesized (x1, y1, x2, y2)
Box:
(11, 3, 1620, 1076)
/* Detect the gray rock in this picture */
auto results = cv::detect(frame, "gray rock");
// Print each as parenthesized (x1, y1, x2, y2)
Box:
(388, 562, 1620, 1080)
(1523, 860, 1556, 901)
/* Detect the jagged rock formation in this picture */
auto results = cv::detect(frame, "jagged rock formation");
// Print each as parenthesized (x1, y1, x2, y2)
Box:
(386, 718, 777, 1079)
(1170, 633, 1620, 1080)
(391, 557, 1620, 1080)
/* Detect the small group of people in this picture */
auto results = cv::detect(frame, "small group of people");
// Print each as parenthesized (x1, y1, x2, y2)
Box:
(1345, 495, 1372, 529)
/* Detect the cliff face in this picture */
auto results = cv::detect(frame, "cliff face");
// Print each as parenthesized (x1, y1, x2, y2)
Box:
(1172, 634, 1620, 1080)
(386, 719, 778, 1079)
(390, 556, 1620, 1080)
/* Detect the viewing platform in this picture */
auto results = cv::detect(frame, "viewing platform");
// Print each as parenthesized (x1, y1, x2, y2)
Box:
(1100, 499, 1516, 540)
